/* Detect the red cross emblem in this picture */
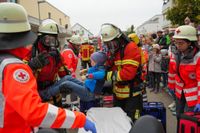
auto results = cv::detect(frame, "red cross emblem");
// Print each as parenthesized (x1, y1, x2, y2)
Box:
(176, 29, 181, 34)
(18, 72, 26, 79)
(13, 69, 30, 83)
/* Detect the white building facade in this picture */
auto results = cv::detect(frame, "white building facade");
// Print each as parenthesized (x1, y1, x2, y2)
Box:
(71, 23, 93, 38)
(162, 0, 175, 29)
(136, 14, 163, 35)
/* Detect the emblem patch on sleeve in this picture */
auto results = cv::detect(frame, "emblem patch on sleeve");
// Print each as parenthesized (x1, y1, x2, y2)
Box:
(13, 69, 30, 83)
(68, 54, 72, 58)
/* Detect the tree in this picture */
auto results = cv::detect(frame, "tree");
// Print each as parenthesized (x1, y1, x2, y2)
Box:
(166, 0, 200, 26)
(125, 25, 135, 35)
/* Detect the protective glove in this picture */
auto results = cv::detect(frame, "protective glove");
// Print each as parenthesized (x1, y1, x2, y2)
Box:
(80, 69, 87, 76)
(194, 104, 200, 112)
(84, 118, 97, 133)
(81, 75, 87, 81)
(28, 52, 50, 70)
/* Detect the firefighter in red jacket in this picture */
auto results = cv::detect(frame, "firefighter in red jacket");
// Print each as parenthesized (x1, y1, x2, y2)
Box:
(0, 2, 96, 133)
(80, 37, 94, 69)
(61, 34, 82, 78)
(100, 23, 142, 122)
(168, 25, 200, 117)
(27, 19, 73, 107)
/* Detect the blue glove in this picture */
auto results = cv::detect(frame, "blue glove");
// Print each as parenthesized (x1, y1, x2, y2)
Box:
(84, 118, 97, 133)
(194, 104, 200, 112)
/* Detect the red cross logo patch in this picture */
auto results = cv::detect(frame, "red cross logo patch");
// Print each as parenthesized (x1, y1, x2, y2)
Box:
(13, 69, 30, 83)
(176, 29, 181, 34)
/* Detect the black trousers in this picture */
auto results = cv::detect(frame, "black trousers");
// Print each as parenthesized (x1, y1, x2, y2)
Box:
(114, 94, 143, 122)
(81, 60, 91, 69)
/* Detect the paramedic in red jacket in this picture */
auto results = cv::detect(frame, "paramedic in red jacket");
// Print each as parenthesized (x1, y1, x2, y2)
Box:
(61, 34, 82, 78)
(0, 3, 96, 133)
(168, 25, 200, 117)
(100, 23, 142, 122)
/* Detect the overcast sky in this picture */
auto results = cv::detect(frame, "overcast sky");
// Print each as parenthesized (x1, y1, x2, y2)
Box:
(47, 0, 163, 35)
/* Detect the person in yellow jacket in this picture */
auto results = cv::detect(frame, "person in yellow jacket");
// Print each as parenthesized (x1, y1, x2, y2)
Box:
(80, 37, 94, 69)
(0, 3, 96, 133)
(128, 33, 148, 102)
(101, 24, 142, 122)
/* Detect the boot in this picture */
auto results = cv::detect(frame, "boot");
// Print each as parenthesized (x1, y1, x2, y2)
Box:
(168, 101, 175, 109)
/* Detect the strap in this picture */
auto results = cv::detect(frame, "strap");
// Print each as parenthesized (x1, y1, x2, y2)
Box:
(0, 56, 23, 128)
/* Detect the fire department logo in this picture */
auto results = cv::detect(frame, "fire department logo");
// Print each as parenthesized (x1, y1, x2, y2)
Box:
(189, 72, 196, 79)
(13, 69, 30, 83)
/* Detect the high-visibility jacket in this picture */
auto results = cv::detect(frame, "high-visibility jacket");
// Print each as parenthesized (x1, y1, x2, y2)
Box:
(61, 45, 78, 78)
(80, 44, 94, 61)
(168, 51, 200, 107)
(106, 42, 141, 99)
(0, 56, 86, 133)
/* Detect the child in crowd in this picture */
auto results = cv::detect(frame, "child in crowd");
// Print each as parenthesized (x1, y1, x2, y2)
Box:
(148, 44, 162, 93)
(39, 51, 107, 102)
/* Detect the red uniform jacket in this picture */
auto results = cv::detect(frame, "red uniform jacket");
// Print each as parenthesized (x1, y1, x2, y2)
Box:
(0, 56, 85, 133)
(168, 50, 200, 107)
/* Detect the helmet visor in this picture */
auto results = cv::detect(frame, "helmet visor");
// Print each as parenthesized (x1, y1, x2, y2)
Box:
(43, 35, 59, 48)
(104, 40, 119, 54)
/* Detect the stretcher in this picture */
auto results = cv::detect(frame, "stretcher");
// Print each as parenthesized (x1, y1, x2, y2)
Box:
(78, 107, 133, 133)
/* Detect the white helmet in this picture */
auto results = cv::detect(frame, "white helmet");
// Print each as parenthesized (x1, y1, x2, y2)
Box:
(173, 25, 197, 41)
(69, 35, 82, 45)
(160, 49, 168, 56)
(0, 2, 37, 50)
(82, 37, 89, 44)
(100, 23, 122, 42)
(38, 19, 59, 35)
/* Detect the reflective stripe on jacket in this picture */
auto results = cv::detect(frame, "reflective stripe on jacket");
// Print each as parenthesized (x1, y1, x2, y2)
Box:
(0, 56, 85, 133)
(107, 42, 141, 99)
(168, 51, 200, 107)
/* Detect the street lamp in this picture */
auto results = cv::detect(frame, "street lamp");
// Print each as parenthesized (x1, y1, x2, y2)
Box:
(37, 0, 46, 24)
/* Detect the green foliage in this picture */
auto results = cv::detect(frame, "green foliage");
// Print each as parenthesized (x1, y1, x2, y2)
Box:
(166, 0, 200, 26)
(125, 25, 135, 35)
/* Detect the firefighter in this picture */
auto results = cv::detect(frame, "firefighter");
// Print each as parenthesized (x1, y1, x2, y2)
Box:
(61, 34, 82, 78)
(168, 25, 200, 118)
(128, 33, 148, 102)
(27, 19, 73, 108)
(0, 2, 96, 133)
(80, 37, 94, 69)
(100, 23, 142, 122)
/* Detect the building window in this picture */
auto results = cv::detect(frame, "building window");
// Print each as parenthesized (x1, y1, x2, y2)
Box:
(48, 12, 51, 19)
(59, 18, 62, 25)
(163, 0, 169, 5)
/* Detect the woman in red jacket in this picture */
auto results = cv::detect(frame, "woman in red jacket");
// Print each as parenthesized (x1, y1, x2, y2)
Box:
(168, 25, 200, 117)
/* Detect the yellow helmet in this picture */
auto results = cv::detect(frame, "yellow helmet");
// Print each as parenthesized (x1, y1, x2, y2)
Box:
(100, 23, 122, 42)
(128, 33, 140, 45)
(173, 25, 197, 41)
(38, 19, 59, 35)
